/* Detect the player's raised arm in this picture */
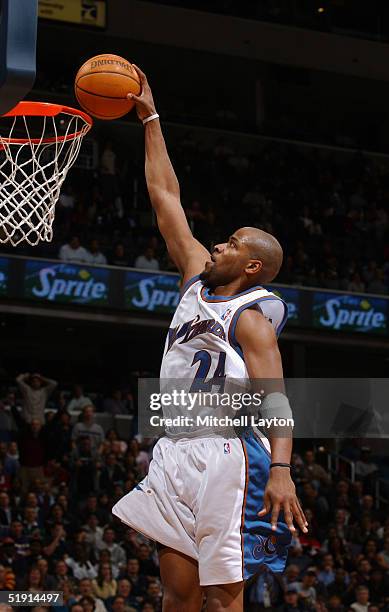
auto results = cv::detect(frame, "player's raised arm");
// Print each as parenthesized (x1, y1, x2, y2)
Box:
(128, 65, 210, 283)
(235, 308, 308, 535)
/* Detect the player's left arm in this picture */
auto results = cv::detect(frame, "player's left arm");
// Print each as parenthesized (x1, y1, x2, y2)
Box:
(235, 308, 308, 534)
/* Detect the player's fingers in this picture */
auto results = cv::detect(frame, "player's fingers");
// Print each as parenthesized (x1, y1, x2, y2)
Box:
(295, 498, 308, 527)
(282, 501, 296, 534)
(132, 63, 147, 82)
(271, 502, 280, 531)
(292, 501, 308, 533)
(127, 93, 142, 102)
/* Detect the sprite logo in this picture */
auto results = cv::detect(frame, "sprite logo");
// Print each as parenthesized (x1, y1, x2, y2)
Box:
(126, 273, 180, 313)
(314, 294, 386, 333)
(27, 263, 108, 304)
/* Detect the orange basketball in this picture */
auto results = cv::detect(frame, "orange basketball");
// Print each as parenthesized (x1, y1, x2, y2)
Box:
(75, 54, 141, 120)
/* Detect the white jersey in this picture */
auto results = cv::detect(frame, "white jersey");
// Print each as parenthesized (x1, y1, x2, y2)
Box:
(160, 275, 288, 438)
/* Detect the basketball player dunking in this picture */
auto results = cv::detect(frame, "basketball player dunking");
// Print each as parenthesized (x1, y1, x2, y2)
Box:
(113, 67, 308, 612)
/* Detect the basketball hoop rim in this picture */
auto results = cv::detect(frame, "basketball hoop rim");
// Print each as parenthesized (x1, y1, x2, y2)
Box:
(0, 101, 93, 145)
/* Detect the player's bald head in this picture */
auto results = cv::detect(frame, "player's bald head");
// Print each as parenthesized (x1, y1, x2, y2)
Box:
(236, 227, 283, 283)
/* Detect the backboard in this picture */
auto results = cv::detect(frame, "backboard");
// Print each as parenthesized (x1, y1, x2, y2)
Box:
(0, 0, 37, 115)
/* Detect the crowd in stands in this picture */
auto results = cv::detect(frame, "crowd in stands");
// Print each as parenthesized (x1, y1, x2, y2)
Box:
(0, 373, 387, 611)
(2, 135, 389, 296)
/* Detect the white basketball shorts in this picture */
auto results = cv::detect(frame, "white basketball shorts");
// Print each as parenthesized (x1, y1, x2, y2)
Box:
(112, 429, 291, 586)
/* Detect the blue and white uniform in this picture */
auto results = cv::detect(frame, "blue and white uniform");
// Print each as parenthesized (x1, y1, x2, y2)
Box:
(113, 276, 291, 585)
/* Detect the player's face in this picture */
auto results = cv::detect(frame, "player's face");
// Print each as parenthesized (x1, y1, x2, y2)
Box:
(200, 231, 253, 289)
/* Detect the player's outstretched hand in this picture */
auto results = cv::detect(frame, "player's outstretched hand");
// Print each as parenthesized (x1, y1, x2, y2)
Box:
(258, 469, 308, 534)
(128, 65, 157, 122)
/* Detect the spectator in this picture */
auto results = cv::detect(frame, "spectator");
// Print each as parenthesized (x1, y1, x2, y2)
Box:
(16, 372, 57, 424)
(302, 450, 331, 489)
(11, 408, 47, 494)
(72, 406, 104, 452)
(134, 248, 159, 271)
(68, 385, 93, 411)
(77, 578, 107, 612)
(65, 545, 97, 580)
(277, 587, 304, 611)
(349, 585, 370, 612)
(59, 236, 89, 264)
(109, 244, 129, 267)
(70, 436, 101, 497)
(103, 391, 129, 416)
(99, 454, 125, 496)
(355, 448, 379, 481)
(92, 562, 117, 600)
(95, 529, 126, 577)
(0, 564, 15, 590)
(86, 240, 107, 266)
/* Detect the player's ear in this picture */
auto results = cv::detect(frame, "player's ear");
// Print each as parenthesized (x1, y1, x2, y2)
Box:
(246, 259, 262, 275)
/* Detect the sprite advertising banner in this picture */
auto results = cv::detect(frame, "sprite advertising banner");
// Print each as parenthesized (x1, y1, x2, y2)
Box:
(24, 260, 109, 305)
(124, 271, 181, 314)
(0, 255, 388, 335)
(313, 293, 387, 334)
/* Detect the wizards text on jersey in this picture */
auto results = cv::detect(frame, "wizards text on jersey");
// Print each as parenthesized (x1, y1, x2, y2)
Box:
(167, 315, 226, 352)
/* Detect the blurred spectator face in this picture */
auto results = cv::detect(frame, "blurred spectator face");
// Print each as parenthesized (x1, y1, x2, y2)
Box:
(60, 412, 71, 426)
(26, 493, 38, 507)
(29, 568, 41, 587)
(111, 597, 125, 612)
(328, 595, 342, 609)
(334, 569, 346, 583)
(71, 606, 83, 612)
(362, 495, 374, 510)
(82, 406, 94, 423)
(285, 564, 299, 581)
(335, 509, 347, 524)
(107, 454, 116, 467)
(323, 554, 334, 569)
(356, 587, 369, 605)
(304, 450, 315, 464)
(87, 515, 99, 530)
(0, 493, 9, 508)
(358, 559, 371, 574)
(30, 376, 42, 390)
(365, 540, 377, 555)
(56, 560, 68, 576)
(37, 559, 48, 575)
(117, 579, 131, 598)
(31, 419, 42, 434)
(284, 591, 298, 606)
(302, 571, 316, 586)
(79, 579, 93, 597)
(25, 507, 38, 523)
(57, 495, 68, 509)
(103, 529, 115, 545)
(127, 558, 140, 575)
(90, 240, 100, 254)
(115, 244, 124, 258)
(79, 597, 95, 612)
(147, 582, 161, 598)
(70, 237, 81, 250)
(336, 480, 349, 496)
(10, 521, 23, 538)
(144, 247, 154, 261)
(86, 496, 97, 512)
(100, 563, 111, 581)
(138, 544, 151, 560)
(141, 605, 155, 612)
(74, 385, 84, 398)
(8, 442, 17, 456)
(98, 550, 111, 565)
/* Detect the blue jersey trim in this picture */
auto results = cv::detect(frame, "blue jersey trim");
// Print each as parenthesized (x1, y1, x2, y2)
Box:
(228, 297, 288, 359)
(179, 274, 200, 299)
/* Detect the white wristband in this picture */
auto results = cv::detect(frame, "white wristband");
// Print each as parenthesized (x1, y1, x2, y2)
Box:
(142, 113, 159, 125)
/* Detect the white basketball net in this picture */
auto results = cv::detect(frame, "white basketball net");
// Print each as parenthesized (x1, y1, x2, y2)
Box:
(0, 107, 91, 246)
